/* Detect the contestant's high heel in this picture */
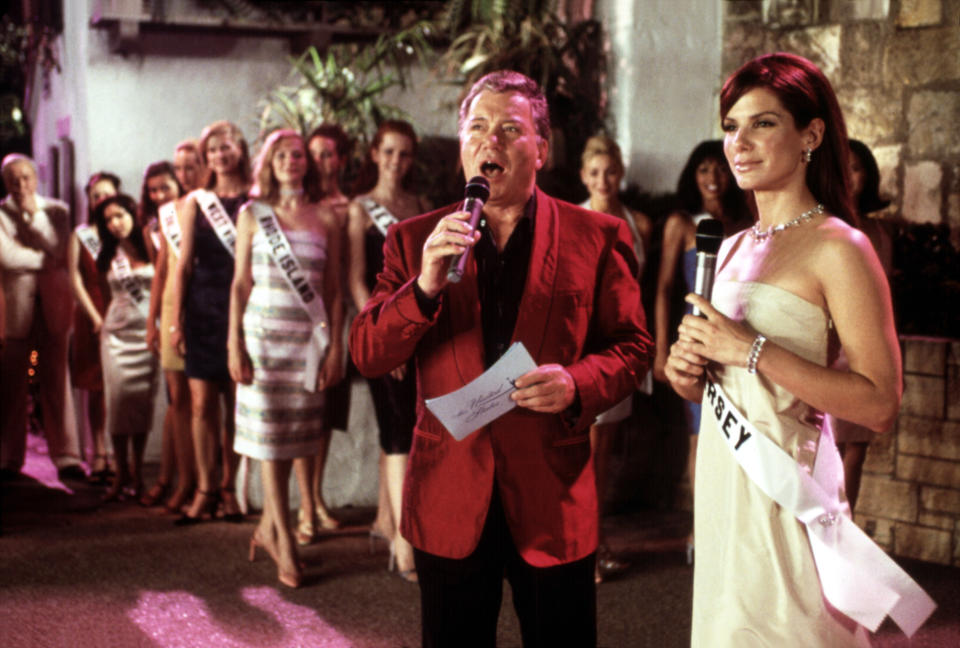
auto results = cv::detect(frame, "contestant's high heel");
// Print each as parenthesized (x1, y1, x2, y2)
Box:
(388, 539, 418, 583)
(174, 490, 218, 526)
(249, 531, 303, 588)
(369, 527, 390, 553)
(220, 486, 244, 523)
(87, 454, 113, 485)
(315, 505, 340, 531)
(295, 508, 317, 546)
(595, 545, 629, 584)
(140, 480, 169, 507)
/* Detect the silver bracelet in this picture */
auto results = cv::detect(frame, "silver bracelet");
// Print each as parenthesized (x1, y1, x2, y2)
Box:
(746, 334, 767, 375)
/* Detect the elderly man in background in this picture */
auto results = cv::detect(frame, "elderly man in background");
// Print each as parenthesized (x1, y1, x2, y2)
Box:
(0, 153, 83, 482)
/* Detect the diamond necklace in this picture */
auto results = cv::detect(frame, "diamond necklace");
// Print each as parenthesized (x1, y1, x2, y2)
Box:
(750, 203, 824, 243)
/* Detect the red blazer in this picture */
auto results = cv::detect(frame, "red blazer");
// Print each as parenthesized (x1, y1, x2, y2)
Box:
(350, 188, 653, 567)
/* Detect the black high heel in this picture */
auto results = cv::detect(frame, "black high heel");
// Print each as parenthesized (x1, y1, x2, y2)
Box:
(220, 486, 244, 523)
(140, 481, 169, 507)
(174, 490, 219, 526)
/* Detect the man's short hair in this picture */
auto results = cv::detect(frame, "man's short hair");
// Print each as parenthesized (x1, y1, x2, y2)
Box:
(1, 153, 37, 178)
(458, 70, 551, 141)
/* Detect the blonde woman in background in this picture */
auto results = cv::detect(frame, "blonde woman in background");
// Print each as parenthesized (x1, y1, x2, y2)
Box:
(579, 134, 652, 582)
(171, 120, 251, 525)
(228, 129, 343, 587)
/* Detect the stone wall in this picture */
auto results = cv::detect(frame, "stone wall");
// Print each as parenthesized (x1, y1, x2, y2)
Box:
(857, 338, 960, 566)
(721, 0, 960, 246)
(720, 2, 960, 565)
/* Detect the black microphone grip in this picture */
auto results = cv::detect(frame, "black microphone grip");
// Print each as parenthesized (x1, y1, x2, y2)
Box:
(446, 177, 490, 283)
(445, 197, 483, 283)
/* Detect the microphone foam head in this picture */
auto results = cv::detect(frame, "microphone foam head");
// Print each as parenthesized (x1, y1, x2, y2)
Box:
(465, 176, 491, 203)
(696, 218, 724, 254)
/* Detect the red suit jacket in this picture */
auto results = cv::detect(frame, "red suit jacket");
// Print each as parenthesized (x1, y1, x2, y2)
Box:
(350, 188, 653, 567)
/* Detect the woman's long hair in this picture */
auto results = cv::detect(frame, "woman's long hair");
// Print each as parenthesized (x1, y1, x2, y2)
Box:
(580, 134, 625, 176)
(139, 161, 184, 222)
(250, 129, 322, 203)
(849, 139, 890, 215)
(84, 171, 121, 220)
(350, 120, 418, 196)
(93, 193, 149, 273)
(720, 52, 857, 227)
(198, 120, 252, 190)
(673, 139, 749, 221)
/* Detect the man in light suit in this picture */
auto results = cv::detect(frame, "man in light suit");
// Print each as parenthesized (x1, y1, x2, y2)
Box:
(0, 153, 83, 482)
(350, 71, 653, 647)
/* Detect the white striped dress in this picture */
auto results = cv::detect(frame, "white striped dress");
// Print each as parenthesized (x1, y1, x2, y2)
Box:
(233, 225, 328, 460)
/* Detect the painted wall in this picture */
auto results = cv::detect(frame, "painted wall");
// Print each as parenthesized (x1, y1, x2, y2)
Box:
(599, 0, 723, 194)
(24, 1, 719, 507)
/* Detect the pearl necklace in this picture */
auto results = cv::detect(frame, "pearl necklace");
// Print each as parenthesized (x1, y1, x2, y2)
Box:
(279, 187, 304, 198)
(750, 203, 824, 243)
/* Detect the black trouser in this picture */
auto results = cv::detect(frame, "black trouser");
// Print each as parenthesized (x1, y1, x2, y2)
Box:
(413, 486, 597, 648)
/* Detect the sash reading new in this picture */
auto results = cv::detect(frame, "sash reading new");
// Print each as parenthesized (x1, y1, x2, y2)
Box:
(703, 374, 936, 638)
(195, 189, 237, 257)
(362, 198, 398, 237)
(158, 201, 182, 257)
(250, 201, 330, 392)
(75, 224, 102, 260)
(111, 252, 150, 319)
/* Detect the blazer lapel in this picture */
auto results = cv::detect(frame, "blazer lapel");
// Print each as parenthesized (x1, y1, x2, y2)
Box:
(513, 188, 558, 363)
(446, 243, 486, 386)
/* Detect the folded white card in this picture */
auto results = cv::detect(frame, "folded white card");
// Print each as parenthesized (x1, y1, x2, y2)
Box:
(425, 342, 537, 441)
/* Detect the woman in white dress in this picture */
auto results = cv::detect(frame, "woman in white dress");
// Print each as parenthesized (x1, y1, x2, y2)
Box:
(666, 53, 902, 645)
(228, 129, 343, 588)
(578, 134, 651, 581)
(90, 194, 159, 502)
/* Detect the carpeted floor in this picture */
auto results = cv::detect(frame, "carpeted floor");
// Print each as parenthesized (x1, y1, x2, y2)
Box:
(1, 433, 958, 648)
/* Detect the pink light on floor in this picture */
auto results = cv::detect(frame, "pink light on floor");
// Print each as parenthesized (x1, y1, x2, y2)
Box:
(127, 588, 354, 647)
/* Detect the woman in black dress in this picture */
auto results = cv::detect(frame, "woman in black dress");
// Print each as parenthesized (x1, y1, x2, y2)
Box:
(170, 120, 251, 524)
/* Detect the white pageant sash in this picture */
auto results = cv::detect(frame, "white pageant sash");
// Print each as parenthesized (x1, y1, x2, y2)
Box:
(75, 224, 102, 259)
(250, 201, 330, 392)
(111, 252, 150, 318)
(361, 197, 398, 237)
(195, 190, 237, 257)
(703, 375, 936, 637)
(158, 201, 182, 257)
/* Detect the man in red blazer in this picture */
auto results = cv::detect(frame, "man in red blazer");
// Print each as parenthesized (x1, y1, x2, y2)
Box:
(350, 71, 653, 647)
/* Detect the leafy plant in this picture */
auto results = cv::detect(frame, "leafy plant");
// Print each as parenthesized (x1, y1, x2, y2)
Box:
(255, 20, 435, 154)
(1, 15, 61, 152)
(433, 0, 607, 194)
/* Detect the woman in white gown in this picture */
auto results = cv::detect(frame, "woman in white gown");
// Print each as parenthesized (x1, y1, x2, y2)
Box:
(90, 194, 159, 501)
(665, 53, 903, 646)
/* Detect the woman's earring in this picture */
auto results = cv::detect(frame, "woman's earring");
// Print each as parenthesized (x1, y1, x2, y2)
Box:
(804, 148, 813, 163)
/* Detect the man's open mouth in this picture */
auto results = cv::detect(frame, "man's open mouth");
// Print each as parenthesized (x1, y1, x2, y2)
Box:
(480, 161, 504, 178)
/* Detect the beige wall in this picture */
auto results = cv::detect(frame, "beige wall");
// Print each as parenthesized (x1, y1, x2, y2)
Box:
(721, 0, 960, 244)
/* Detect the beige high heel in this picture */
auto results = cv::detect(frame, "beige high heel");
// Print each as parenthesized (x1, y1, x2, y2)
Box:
(295, 508, 317, 546)
(249, 531, 303, 588)
(388, 539, 418, 583)
(315, 505, 340, 531)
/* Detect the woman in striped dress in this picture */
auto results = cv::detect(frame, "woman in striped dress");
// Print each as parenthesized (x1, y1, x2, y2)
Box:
(228, 129, 343, 587)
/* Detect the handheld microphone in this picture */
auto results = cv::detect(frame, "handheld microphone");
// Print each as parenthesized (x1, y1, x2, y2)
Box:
(446, 176, 491, 283)
(692, 218, 724, 317)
